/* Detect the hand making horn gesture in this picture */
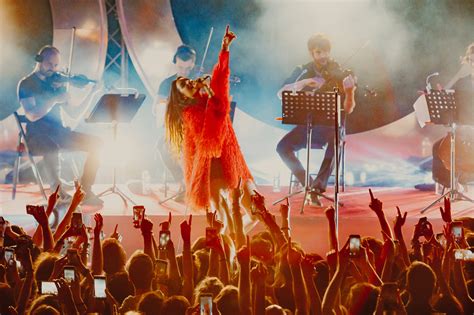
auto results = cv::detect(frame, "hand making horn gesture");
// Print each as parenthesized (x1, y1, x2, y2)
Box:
(222, 25, 236, 51)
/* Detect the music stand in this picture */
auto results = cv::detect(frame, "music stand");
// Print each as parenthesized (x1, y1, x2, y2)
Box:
(420, 89, 474, 213)
(273, 90, 344, 215)
(86, 93, 145, 206)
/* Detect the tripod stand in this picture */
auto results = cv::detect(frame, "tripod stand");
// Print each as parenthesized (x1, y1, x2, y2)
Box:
(86, 92, 145, 207)
(420, 89, 474, 213)
(273, 90, 344, 215)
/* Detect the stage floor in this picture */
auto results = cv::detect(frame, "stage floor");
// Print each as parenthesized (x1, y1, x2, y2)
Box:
(1, 183, 474, 256)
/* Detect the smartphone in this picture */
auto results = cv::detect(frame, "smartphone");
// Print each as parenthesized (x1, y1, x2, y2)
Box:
(200, 293, 213, 315)
(4, 247, 15, 262)
(158, 230, 170, 250)
(72, 212, 83, 230)
(94, 276, 106, 299)
(40, 281, 58, 295)
(133, 206, 145, 228)
(64, 265, 75, 282)
(454, 249, 465, 261)
(349, 234, 361, 257)
(155, 259, 168, 276)
(26, 205, 36, 215)
(451, 221, 463, 242)
(436, 233, 447, 248)
(205, 227, 218, 248)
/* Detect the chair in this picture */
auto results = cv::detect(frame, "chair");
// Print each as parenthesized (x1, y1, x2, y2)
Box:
(11, 112, 47, 201)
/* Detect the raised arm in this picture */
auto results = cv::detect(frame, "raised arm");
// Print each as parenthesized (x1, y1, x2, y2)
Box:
(393, 207, 410, 268)
(53, 184, 85, 242)
(368, 189, 393, 241)
(237, 236, 252, 315)
(288, 237, 308, 315)
(91, 213, 104, 275)
(209, 25, 234, 105)
(180, 215, 193, 301)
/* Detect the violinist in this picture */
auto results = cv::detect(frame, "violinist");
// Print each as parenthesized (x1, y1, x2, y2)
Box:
(17, 45, 103, 206)
(154, 44, 197, 202)
(276, 33, 356, 206)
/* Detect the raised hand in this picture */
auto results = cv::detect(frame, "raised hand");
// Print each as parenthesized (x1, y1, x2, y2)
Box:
(93, 213, 103, 237)
(110, 224, 120, 240)
(368, 189, 383, 214)
(180, 214, 192, 245)
(279, 199, 290, 221)
(394, 206, 407, 231)
(71, 183, 85, 208)
(301, 255, 315, 277)
(338, 238, 351, 269)
(28, 205, 49, 227)
(140, 217, 154, 235)
(287, 237, 303, 266)
(159, 212, 172, 231)
(439, 197, 452, 223)
(50, 256, 68, 280)
(54, 278, 76, 310)
(251, 190, 266, 214)
(222, 25, 236, 51)
(48, 184, 61, 210)
(236, 235, 251, 265)
(250, 262, 267, 284)
(232, 177, 243, 206)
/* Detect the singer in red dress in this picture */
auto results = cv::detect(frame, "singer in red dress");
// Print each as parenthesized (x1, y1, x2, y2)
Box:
(165, 26, 255, 224)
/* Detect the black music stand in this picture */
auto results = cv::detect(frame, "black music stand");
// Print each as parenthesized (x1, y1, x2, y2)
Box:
(420, 89, 474, 213)
(86, 93, 145, 207)
(273, 90, 344, 215)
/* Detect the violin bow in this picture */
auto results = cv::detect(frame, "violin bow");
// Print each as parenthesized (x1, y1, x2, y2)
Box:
(65, 26, 77, 92)
(198, 27, 214, 77)
(339, 40, 370, 69)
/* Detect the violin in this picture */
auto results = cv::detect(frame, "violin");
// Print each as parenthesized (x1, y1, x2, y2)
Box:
(321, 60, 377, 97)
(320, 60, 355, 92)
(47, 72, 97, 88)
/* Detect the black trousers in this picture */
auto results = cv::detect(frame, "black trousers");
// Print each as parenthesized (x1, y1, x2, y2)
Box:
(276, 124, 335, 192)
(26, 124, 102, 192)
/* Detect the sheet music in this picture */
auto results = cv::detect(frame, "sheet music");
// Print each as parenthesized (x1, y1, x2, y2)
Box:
(413, 94, 430, 128)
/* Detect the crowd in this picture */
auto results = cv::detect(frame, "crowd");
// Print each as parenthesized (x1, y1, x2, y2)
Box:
(1, 182, 474, 315)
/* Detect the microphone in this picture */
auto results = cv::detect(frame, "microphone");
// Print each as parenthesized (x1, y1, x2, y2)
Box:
(425, 72, 439, 92)
(292, 68, 308, 94)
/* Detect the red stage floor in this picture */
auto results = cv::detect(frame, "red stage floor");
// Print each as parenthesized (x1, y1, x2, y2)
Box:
(1, 184, 474, 256)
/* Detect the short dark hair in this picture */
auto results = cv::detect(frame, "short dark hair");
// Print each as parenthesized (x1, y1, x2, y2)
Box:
(35, 46, 60, 62)
(127, 252, 154, 290)
(161, 295, 190, 315)
(107, 271, 135, 305)
(103, 238, 127, 275)
(307, 34, 331, 52)
(138, 291, 165, 315)
(173, 45, 196, 64)
(406, 261, 436, 301)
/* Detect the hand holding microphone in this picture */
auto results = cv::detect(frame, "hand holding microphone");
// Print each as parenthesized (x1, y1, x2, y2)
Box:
(196, 75, 215, 97)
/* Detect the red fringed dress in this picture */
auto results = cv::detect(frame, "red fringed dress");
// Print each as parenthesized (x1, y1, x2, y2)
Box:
(181, 48, 253, 209)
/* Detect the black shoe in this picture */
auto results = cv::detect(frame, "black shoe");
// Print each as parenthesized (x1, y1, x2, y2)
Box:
(414, 183, 436, 191)
(83, 191, 104, 206)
